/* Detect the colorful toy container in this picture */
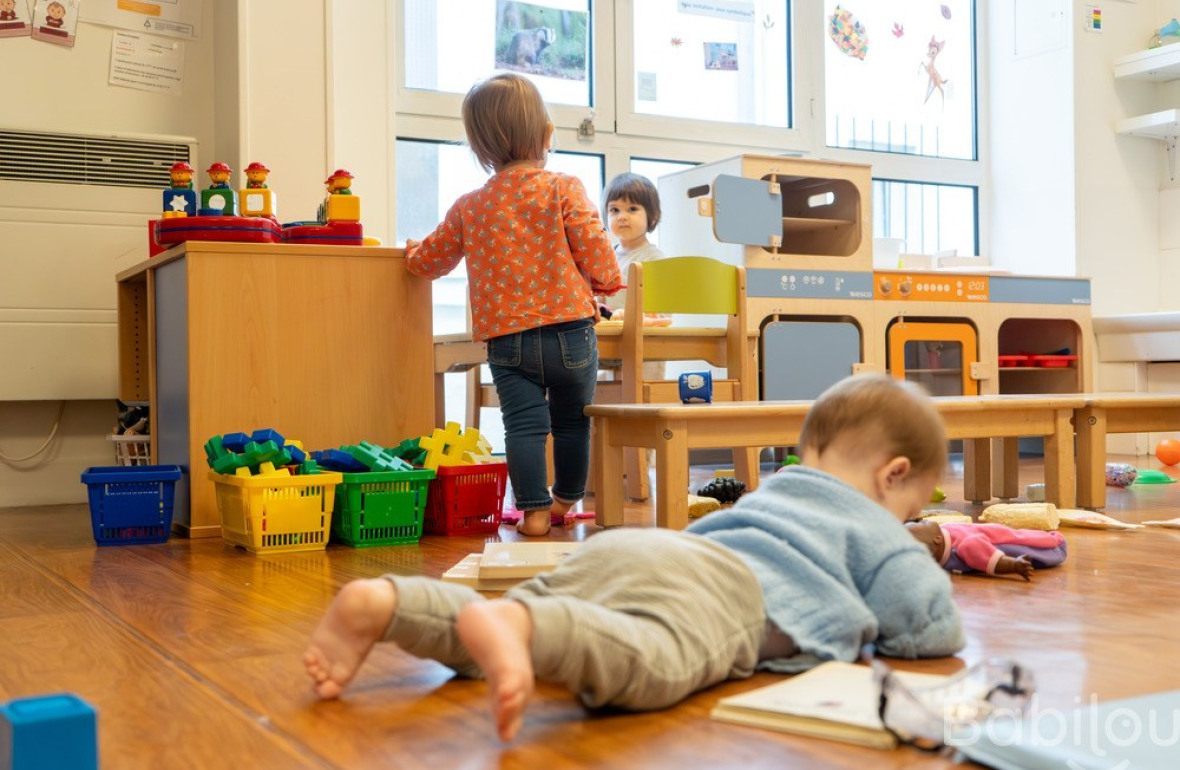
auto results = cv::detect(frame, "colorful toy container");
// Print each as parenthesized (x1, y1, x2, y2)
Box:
(331, 468, 435, 547)
(208, 470, 343, 554)
(80, 465, 182, 545)
(423, 463, 508, 536)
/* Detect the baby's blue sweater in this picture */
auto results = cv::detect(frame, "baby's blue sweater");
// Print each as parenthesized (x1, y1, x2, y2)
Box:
(687, 466, 965, 672)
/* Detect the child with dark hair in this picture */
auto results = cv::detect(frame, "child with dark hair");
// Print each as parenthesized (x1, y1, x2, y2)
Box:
(601, 172, 664, 319)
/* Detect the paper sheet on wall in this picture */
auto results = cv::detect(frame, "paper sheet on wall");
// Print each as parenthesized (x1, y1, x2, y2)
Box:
(82, 0, 197, 39)
(109, 30, 183, 94)
(0, 0, 34, 38)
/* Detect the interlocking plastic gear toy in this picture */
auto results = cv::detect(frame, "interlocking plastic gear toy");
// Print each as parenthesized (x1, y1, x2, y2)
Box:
(696, 477, 746, 503)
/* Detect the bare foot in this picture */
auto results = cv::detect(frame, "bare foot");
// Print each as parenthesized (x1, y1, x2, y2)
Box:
(456, 600, 536, 741)
(516, 509, 551, 537)
(303, 578, 397, 699)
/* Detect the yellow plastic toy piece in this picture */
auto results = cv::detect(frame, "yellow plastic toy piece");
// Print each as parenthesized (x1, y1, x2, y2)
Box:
(234, 466, 252, 478)
(240, 187, 278, 218)
(325, 194, 360, 223)
(420, 422, 495, 469)
(161, 211, 187, 219)
(254, 461, 291, 478)
(286, 439, 304, 451)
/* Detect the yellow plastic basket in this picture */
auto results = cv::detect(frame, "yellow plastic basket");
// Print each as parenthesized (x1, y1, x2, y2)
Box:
(208, 469, 343, 554)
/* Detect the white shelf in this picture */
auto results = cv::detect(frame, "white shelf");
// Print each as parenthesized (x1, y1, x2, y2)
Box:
(1116, 109, 1180, 140)
(1114, 45, 1180, 82)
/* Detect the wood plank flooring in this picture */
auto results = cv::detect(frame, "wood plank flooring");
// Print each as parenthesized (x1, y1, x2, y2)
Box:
(4, 457, 1180, 769)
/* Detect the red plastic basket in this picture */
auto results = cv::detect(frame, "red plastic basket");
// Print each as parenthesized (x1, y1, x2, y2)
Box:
(423, 463, 507, 536)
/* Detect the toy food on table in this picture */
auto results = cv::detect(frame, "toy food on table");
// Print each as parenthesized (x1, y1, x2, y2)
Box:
(1143, 517, 1180, 529)
(979, 502, 1059, 531)
(1056, 509, 1144, 531)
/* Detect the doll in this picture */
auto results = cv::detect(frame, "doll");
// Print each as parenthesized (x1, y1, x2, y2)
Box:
(907, 519, 1066, 581)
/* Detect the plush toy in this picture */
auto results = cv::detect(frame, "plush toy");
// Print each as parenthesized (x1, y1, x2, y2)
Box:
(979, 502, 1059, 531)
(1105, 462, 1137, 488)
(907, 519, 1067, 581)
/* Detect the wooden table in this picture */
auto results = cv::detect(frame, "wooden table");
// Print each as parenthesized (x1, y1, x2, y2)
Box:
(1075, 393, 1180, 509)
(117, 241, 434, 537)
(588, 394, 1083, 530)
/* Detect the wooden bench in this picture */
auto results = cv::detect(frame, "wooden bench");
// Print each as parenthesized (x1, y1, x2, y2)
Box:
(1075, 393, 1180, 509)
(587, 394, 1083, 530)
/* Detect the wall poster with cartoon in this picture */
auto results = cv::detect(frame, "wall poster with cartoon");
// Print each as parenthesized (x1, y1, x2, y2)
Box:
(0, 0, 33, 38)
(31, 0, 79, 47)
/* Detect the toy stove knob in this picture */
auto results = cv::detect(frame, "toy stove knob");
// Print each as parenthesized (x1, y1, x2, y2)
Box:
(878, 277, 893, 295)
(898, 278, 913, 297)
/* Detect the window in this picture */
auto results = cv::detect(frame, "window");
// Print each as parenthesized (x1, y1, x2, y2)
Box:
(629, 0, 790, 128)
(824, 1, 977, 160)
(873, 179, 978, 258)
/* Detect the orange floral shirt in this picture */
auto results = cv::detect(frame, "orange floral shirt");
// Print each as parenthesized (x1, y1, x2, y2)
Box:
(405, 167, 622, 341)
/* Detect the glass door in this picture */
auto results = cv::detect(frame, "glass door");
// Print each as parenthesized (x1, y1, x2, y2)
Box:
(887, 320, 978, 396)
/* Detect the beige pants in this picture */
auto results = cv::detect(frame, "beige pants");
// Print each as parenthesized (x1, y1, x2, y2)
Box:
(382, 528, 766, 710)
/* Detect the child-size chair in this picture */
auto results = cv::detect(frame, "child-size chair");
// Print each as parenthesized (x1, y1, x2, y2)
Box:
(602, 256, 761, 500)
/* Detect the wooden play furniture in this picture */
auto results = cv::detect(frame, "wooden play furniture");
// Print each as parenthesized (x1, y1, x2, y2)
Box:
(609, 257, 759, 500)
(1075, 393, 1180, 509)
(588, 394, 1082, 530)
(116, 241, 435, 537)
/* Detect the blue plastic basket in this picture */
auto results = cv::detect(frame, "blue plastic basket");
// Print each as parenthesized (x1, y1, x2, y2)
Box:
(80, 465, 182, 545)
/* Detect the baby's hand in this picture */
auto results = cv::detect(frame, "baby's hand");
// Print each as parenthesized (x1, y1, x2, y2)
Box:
(998, 555, 1034, 582)
(404, 238, 420, 252)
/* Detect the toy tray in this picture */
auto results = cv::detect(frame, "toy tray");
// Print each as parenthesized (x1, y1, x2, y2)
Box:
(998, 354, 1033, 367)
(1029, 354, 1077, 368)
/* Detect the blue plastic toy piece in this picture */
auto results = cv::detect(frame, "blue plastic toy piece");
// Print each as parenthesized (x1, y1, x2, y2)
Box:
(221, 432, 250, 453)
(161, 187, 196, 216)
(314, 448, 368, 472)
(0, 693, 98, 770)
(678, 371, 714, 404)
(287, 445, 307, 464)
(251, 428, 285, 446)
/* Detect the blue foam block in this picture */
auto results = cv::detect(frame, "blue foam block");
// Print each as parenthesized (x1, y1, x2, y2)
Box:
(0, 693, 97, 770)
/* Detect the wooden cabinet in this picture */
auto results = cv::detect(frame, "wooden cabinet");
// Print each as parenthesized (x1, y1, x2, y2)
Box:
(116, 241, 435, 537)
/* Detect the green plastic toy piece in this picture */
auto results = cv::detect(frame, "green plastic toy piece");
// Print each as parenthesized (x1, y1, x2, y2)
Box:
(1133, 469, 1176, 485)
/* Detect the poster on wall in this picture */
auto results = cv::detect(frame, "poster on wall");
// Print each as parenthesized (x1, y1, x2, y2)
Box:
(81, 0, 197, 40)
(494, 1, 588, 82)
(109, 30, 183, 94)
(0, 0, 33, 38)
(31, 0, 80, 47)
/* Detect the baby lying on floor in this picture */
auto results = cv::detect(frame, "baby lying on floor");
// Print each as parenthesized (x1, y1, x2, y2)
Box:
(907, 519, 1067, 581)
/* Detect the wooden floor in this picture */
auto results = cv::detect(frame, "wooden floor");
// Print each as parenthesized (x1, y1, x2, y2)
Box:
(4, 457, 1180, 769)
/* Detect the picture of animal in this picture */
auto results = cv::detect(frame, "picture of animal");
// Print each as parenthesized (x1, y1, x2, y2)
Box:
(507, 26, 556, 67)
(922, 35, 949, 105)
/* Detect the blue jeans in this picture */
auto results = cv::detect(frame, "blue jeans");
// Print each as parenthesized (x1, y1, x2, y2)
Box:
(487, 318, 598, 511)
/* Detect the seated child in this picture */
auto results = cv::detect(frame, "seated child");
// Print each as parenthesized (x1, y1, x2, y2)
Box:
(907, 519, 1067, 581)
(303, 374, 964, 742)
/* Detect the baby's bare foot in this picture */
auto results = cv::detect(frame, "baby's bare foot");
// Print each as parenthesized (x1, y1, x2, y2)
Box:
(456, 600, 535, 741)
(303, 578, 397, 699)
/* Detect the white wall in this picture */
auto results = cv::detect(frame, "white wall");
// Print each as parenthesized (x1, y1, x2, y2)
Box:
(988, 0, 1077, 278)
(0, 0, 398, 508)
(1073, 0, 1162, 317)
(0, 2, 219, 506)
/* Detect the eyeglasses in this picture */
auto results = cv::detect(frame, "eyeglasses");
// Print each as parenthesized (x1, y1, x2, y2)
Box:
(873, 656, 1036, 752)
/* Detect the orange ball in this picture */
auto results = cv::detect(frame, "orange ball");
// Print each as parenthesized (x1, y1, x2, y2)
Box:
(1156, 439, 1180, 466)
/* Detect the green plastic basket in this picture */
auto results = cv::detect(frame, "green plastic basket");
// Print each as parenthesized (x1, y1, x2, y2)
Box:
(331, 468, 435, 547)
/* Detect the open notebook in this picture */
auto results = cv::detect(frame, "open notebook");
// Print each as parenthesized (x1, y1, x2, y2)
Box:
(711, 661, 948, 750)
(441, 541, 582, 590)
